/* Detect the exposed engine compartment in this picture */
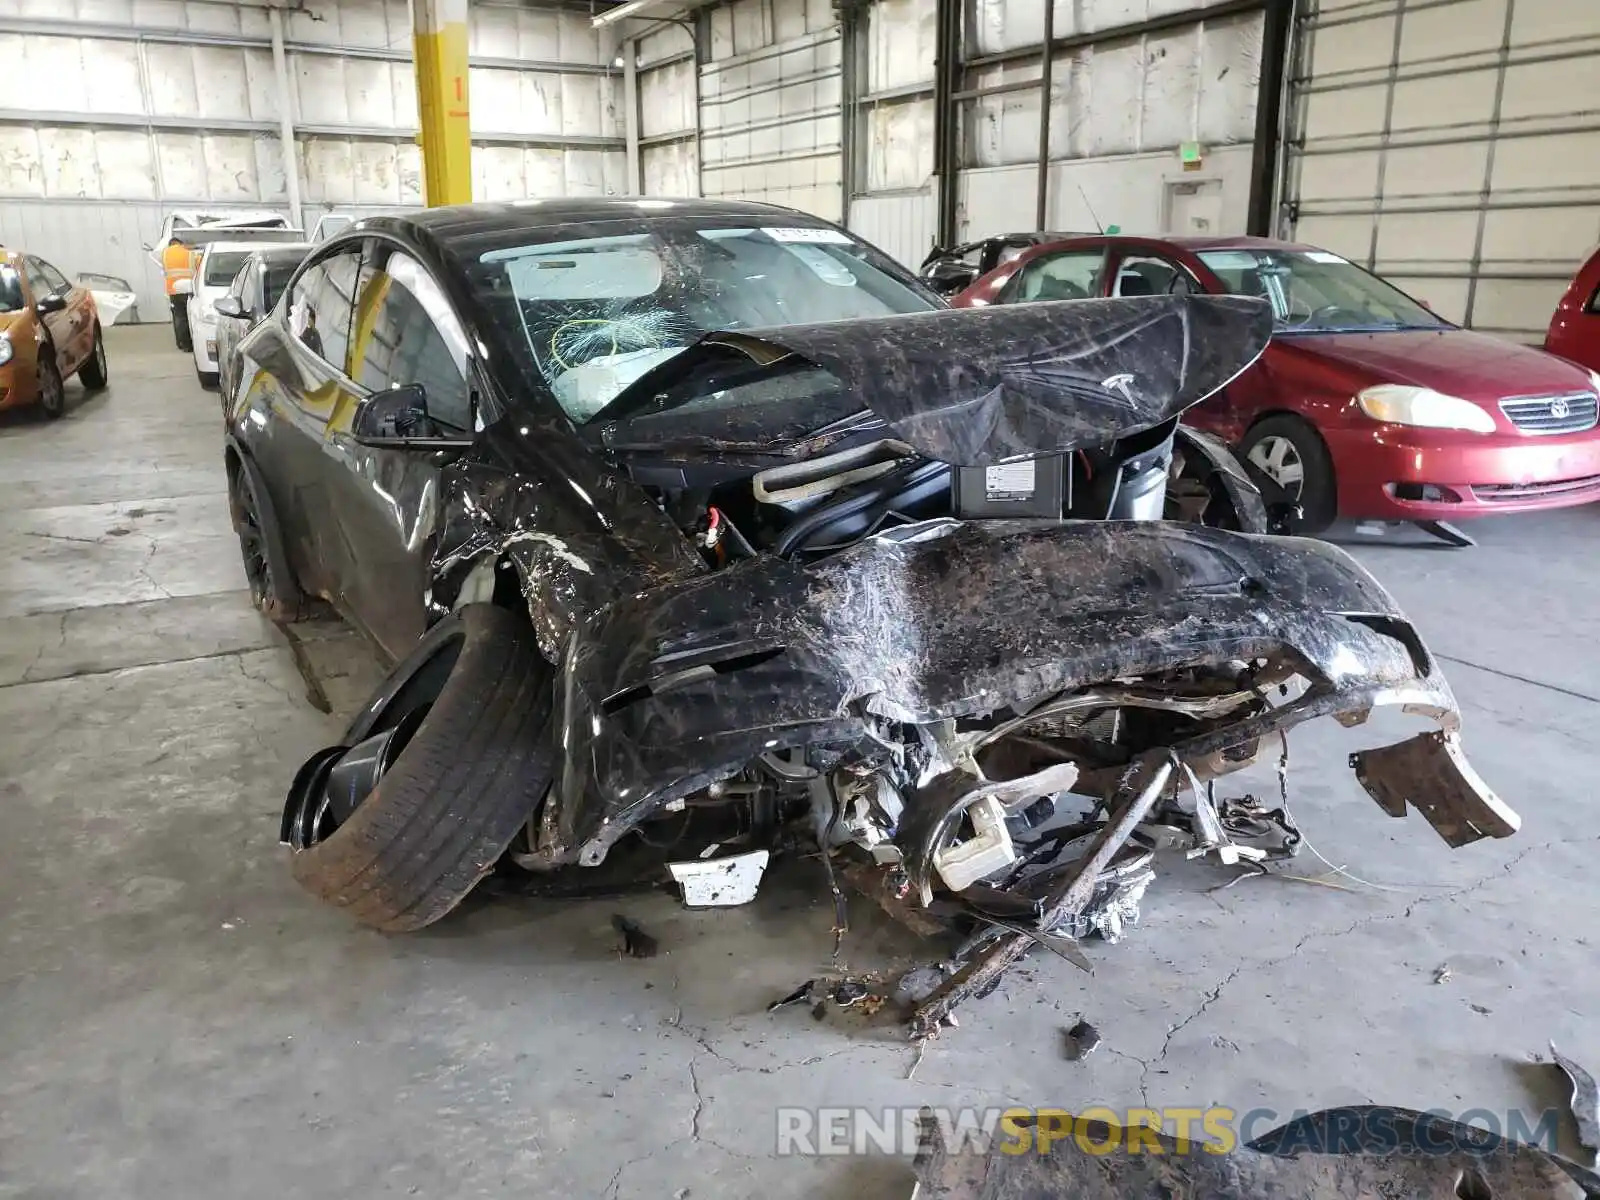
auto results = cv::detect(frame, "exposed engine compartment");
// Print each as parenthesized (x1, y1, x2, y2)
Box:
(626, 419, 1267, 564)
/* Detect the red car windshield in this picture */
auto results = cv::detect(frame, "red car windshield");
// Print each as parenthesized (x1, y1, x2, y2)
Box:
(1198, 248, 1446, 334)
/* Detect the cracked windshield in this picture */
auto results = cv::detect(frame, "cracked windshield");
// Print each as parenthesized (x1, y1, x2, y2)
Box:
(463, 218, 935, 422)
(1198, 247, 1446, 334)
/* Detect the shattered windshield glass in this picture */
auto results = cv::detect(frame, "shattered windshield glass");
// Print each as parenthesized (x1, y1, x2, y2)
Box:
(1199, 248, 1447, 334)
(461, 219, 936, 422)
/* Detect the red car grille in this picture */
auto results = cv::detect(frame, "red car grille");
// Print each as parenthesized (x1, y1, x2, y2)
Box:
(1498, 392, 1598, 434)
(1470, 474, 1600, 502)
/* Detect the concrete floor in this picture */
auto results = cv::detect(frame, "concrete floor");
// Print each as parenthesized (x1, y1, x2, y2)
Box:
(3, 324, 1598, 1198)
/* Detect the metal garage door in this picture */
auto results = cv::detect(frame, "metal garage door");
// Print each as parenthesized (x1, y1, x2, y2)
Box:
(1279, 0, 1600, 343)
(698, 0, 843, 221)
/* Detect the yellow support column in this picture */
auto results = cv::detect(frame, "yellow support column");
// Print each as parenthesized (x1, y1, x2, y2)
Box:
(413, 0, 472, 206)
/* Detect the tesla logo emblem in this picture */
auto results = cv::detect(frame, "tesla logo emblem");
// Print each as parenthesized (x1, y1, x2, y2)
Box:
(1549, 397, 1571, 419)
(1101, 373, 1137, 402)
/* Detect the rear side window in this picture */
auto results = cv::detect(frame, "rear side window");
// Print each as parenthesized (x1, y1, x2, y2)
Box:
(262, 262, 299, 311)
(1010, 250, 1104, 302)
(288, 248, 362, 372)
(351, 251, 473, 431)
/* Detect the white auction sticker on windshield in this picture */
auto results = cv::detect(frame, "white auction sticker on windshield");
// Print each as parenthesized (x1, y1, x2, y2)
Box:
(764, 227, 853, 244)
(1303, 251, 1349, 264)
(985, 460, 1036, 501)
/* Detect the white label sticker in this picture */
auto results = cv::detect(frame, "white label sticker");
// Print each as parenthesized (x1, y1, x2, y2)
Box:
(763, 226, 854, 244)
(985, 460, 1036, 501)
(1303, 250, 1349, 265)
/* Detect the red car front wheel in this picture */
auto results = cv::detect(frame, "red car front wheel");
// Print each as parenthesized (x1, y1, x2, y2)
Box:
(1241, 414, 1337, 534)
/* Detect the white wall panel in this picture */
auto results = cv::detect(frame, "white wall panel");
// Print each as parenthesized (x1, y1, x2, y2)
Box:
(847, 190, 937, 269)
(1282, 0, 1600, 338)
(955, 5, 1262, 240)
(643, 140, 699, 197)
(699, 0, 843, 220)
(959, 141, 1255, 239)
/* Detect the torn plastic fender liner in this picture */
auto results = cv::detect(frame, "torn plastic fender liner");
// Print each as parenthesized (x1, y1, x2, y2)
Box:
(1353, 730, 1519, 846)
(533, 518, 1516, 867)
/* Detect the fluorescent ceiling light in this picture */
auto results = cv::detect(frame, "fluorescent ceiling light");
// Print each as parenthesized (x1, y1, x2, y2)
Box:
(592, 0, 670, 27)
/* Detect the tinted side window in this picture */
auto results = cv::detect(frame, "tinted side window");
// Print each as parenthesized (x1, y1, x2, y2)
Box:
(22, 257, 52, 299)
(352, 252, 472, 431)
(262, 262, 298, 312)
(1011, 251, 1104, 302)
(37, 259, 70, 294)
(288, 248, 361, 372)
(1587, 282, 1600, 315)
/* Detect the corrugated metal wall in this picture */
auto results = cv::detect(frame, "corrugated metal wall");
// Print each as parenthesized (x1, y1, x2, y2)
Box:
(1280, 0, 1600, 341)
(697, 0, 843, 221)
(955, 0, 1265, 242)
(0, 0, 627, 320)
(848, 0, 937, 267)
(638, 23, 700, 197)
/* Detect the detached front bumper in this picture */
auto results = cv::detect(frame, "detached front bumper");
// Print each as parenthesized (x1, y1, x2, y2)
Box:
(1331, 422, 1600, 518)
(537, 519, 1515, 866)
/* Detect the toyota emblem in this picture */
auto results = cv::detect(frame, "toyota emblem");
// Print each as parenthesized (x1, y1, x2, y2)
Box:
(1550, 397, 1571, 420)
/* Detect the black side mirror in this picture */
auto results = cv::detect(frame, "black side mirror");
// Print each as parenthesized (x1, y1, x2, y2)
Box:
(214, 296, 247, 319)
(352, 385, 473, 449)
(35, 293, 66, 315)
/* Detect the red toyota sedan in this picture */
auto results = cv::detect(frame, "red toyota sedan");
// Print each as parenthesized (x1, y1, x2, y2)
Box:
(952, 235, 1600, 533)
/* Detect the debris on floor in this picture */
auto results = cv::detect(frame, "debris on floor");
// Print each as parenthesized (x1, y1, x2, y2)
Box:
(667, 849, 770, 907)
(1063, 1019, 1101, 1061)
(611, 914, 658, 959)
(1433, 963, 1453, 985)
(1550, 1043, 1599, 1157)
(766, 981, 815, 1012)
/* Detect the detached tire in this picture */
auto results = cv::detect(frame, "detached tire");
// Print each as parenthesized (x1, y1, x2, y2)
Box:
(290, 605, 556, 932)
(1240, 414, 1338, 534)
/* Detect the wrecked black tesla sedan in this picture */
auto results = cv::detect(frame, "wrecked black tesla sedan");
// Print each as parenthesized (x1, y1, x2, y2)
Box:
(224, 200, 1515, 1026)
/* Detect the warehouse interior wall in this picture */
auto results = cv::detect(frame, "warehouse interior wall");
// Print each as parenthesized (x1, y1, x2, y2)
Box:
(0, 0, 627, 320)
(1282, 0, 1600, 341)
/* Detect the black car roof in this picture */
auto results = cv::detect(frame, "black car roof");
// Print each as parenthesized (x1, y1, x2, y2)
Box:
(349, 197, 823, 248)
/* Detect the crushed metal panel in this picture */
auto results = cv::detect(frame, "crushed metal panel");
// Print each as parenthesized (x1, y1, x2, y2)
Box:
(1351, 730, 1519, 848)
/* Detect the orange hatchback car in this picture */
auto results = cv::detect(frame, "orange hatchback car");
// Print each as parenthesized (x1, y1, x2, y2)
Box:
(0, 248, 109, 419)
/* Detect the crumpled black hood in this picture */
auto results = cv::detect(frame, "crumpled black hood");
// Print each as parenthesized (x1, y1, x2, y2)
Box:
(598, 294, 1273, 466)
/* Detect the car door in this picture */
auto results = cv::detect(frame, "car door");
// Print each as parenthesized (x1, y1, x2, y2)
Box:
(24, 256, 85, 373)
(38, 256, 94, 370)
(250, 241, 367, 614)
(324, 242, 478, 657)
(216, 261, 252, 396)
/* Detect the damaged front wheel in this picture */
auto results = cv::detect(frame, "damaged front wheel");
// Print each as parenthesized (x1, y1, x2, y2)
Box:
(283, 604, 556, 932)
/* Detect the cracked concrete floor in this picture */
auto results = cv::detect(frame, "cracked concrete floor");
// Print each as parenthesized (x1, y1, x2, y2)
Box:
(3, 324, 1599, 1198)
